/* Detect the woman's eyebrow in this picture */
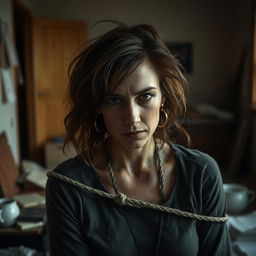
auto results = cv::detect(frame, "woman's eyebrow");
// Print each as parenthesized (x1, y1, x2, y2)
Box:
(106, 87, 157, 97)
(136, 87, 157, 94)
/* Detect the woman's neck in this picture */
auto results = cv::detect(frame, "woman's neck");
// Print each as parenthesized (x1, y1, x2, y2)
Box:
(106, 137, 156, 177)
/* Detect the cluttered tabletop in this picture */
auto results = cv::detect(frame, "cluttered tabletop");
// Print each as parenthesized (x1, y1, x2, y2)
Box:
(223, 173, 256, 256)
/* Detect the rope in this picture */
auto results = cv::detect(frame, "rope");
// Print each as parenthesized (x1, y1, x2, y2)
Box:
(155, 141, 166, 202)
(107, 161, 119, 195)
(105, 137, 166, 203)
(104, 142, 119, 195)
(47, 171, 229, 223)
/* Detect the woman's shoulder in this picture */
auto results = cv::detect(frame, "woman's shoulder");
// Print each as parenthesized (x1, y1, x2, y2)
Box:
(171, 144, 225, 210)
(171, 143, 221, 181)
(171, 143, 218, 168)
(49, 155, 97, 186)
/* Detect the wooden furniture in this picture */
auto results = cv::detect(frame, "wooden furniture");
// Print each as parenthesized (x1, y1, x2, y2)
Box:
(13, 1, 87, 164)
(0, 225, 48, 255)
(0, 132, 48, 254)
(0, 133, 20, 197)
(0, 132, 44, 197)
(30, 18, 86, 164)
(174, 117, 235, 170)
(252, 1, 256, 107)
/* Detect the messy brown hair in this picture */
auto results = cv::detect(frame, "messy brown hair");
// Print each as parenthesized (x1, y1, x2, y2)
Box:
(64, 20, 190, 164)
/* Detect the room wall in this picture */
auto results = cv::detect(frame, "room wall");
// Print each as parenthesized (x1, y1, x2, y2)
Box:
(20, 0, 253, 109)
(0, 0, 20, 164)
(0, 0, 253, 166)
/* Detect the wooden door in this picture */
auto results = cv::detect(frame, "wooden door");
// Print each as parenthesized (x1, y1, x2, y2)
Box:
(253, 2, 256, 109)
(31, 18, 86, 163)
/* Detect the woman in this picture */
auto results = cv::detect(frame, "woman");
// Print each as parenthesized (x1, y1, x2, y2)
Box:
(46, 21, 232, 255)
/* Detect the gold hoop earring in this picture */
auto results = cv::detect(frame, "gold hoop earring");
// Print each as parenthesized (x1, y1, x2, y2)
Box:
(158, 107, 168, 128)
(94, 114, 102, 132)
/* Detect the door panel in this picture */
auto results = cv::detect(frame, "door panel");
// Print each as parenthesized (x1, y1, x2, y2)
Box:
(32, 18, 86, 163)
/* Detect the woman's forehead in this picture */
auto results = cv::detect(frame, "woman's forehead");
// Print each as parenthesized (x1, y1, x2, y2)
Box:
(107, 58, 160, 94)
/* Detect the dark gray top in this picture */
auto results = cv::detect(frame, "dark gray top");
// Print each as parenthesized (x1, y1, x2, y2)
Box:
(46, 143, 232, 256)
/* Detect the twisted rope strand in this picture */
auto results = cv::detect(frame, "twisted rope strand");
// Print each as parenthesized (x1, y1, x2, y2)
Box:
(47, 171, 228, 223)
(107, 161, 119, 194)
(104, 141, 119, 195)
(155, 142, 166, 202)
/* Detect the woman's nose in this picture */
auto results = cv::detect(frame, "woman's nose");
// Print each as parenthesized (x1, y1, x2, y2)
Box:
(124, 103, 141, 126)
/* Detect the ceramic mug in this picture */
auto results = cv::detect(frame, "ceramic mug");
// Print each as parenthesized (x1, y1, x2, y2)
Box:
(0, 198, 20, 227)
(223, 183, 255, 214)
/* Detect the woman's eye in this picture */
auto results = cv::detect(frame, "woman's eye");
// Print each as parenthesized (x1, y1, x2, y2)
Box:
(105, 96, 121, 105)
(137, 94, 153, 102)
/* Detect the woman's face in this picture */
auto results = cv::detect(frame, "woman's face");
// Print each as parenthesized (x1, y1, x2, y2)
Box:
(100, 57, 164, 150)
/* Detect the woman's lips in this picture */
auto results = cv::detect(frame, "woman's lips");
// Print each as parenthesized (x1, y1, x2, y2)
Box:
(122, 130, 145, 139)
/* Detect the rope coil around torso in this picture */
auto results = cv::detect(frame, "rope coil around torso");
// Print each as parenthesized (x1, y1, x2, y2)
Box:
(47, 171, 229, 223)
